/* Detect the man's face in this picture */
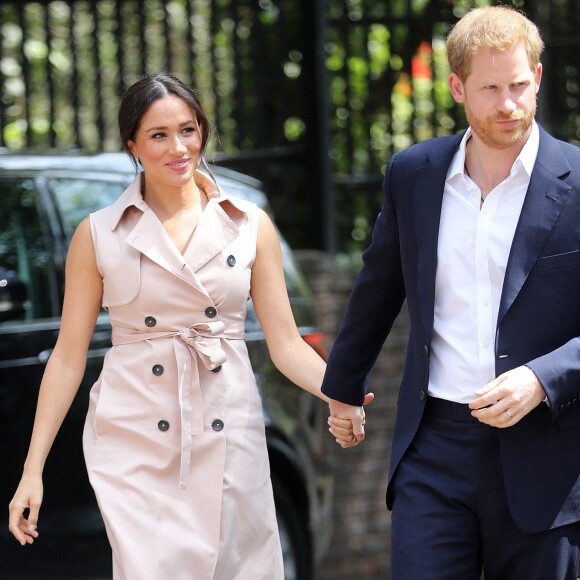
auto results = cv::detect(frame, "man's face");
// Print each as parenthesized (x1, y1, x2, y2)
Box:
(449, 45, 542, 150)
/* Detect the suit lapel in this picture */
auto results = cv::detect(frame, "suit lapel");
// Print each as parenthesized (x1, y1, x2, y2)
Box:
(498, 130, 572, 325)
(414, 135, 463, 340)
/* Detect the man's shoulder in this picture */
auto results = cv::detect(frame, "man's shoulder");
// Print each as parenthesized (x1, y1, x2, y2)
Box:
(536, 126, 580, 180)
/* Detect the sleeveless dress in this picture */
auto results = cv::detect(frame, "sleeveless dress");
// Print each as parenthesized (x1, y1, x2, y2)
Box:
(82, 172, 284, 580)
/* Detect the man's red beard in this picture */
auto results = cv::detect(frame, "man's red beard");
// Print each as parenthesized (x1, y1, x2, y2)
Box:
(465, 100, 535, 149)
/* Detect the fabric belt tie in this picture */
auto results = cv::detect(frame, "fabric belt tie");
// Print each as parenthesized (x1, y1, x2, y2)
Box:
(112, 320, 245, 488)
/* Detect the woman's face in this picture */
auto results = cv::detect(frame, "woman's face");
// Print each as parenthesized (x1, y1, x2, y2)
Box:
(127, 94, 203, 190)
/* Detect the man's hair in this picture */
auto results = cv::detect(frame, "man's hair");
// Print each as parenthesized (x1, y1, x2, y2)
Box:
(447, 6, 544, 81)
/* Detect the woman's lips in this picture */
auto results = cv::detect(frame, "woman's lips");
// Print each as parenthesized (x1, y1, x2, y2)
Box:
(166, 158, 190, 170)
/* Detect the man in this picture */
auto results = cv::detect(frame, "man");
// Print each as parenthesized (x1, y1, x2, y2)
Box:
(323, 6, 580, 579)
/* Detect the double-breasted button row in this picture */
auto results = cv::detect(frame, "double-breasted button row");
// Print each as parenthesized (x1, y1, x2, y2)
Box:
(145, 315, 157, 327)
(158, 419, 224, 432)
(227, 255, 236, 267)
(152, 364, 164, 376)
(205, 307, 217, 318)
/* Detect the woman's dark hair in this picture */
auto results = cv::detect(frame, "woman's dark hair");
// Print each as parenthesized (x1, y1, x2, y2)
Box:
(118, 73, 212, 170)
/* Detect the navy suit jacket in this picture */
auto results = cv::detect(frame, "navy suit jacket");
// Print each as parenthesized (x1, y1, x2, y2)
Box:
(321, 126, 580, 533)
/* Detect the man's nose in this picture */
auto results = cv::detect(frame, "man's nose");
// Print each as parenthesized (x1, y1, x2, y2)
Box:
(499, 91, 517, 113)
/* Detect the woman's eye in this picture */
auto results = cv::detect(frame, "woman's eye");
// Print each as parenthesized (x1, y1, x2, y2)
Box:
(182, 127, 196, 134)
(152, 133, 166, 139)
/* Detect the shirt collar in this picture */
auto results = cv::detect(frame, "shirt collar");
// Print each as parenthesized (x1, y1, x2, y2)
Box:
(107, 169, 250, 230)
(447, 120, 539, 182)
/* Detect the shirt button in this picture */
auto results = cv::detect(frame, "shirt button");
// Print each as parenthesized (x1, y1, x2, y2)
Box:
(152, 364, 164, 376)
(145, 316, 157, 327)
(211, 419, 224, 431)
(211, 365, 222, 373)
(158, 420, 170, 432)
(227, 255, 236, 267)
(205, 307, 217, 318)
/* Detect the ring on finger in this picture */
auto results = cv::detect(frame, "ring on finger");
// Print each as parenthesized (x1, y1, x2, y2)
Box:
(505, 409, 513, 418)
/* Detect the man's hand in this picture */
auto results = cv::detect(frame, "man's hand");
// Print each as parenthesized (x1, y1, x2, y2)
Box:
(328, 392, 375, 448)
(469, 365, 546, 427)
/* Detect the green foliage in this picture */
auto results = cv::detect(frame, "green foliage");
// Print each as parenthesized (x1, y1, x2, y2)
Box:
(1, 0, 577, 253)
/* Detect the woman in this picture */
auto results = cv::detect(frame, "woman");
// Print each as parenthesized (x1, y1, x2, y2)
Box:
(8, 74, 370, 579)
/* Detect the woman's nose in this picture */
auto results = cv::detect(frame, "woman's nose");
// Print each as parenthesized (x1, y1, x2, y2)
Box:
(170, 135, 187, 153)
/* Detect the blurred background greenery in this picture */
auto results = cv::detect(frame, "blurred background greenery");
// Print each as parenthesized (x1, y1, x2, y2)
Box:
(1, 0, 578, 258)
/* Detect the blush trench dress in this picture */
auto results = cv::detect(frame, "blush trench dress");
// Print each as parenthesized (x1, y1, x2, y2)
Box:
(82, 172, 284, 580)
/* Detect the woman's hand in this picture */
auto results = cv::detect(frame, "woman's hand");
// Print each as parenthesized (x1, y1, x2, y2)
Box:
(8, 473, 43, 546)
(328, 392, 375, 448)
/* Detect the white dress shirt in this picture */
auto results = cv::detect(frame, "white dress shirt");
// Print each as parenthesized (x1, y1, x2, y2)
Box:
(427, 122, 540, 404)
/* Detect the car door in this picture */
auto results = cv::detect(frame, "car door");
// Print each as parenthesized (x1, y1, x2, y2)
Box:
(0, 173, 121, 577)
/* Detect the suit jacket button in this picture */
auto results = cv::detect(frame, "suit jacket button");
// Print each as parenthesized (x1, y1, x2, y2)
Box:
(205, 307, 217, 318)
(211, 365, 222, 373)
(227, 255, 236, 267)
(145, 316, 157, 327)
(419, 390, 426, 400)
(152, 364, 164, 376)
(424, 345, 429, 355)
(158, 420, 170, 432)
(211, 419, 224, 431)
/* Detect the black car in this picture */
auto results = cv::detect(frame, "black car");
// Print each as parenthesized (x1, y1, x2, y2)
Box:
(0, 151, 333, 580)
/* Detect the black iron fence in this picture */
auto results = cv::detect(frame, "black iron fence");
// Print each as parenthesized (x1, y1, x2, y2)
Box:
(1, 0, 578, 253)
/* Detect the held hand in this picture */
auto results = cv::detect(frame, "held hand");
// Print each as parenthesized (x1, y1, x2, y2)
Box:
(328, 392, 375, 448)
(8, 474, 43, 546)
(469, 365, 545, 428)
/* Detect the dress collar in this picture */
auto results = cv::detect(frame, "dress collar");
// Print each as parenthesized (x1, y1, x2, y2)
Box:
(107, 169, 254, 230)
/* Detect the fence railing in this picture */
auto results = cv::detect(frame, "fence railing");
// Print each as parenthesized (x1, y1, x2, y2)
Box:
(1, 0, 578, 253)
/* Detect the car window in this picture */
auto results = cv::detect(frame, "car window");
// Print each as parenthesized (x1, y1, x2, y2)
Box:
(47, 178, 126, 235)
(0, 178, 55, 322)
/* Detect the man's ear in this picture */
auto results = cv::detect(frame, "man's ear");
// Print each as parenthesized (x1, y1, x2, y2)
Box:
(535, 62, 543, 94)
(449, 73, 465, 104)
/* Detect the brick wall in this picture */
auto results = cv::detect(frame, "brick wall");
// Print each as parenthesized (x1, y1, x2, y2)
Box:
(296, 250, 410, 580)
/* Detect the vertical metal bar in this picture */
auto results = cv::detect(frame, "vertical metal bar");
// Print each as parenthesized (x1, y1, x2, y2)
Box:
(68, 0, 81, 147)
(250, 1, 267, 145)
(527, 0, 549, 129)
(90, 0, 105, 148)
(210, 0, 223, 141)
(185, 0, 195, 87)
(361, 6, 373, 174)
(231, 0, 244, 148)
(274, 3, 289, 145)
(43, 3, 57, 147)
(17, 2, 33, 147)
(0, 4, 6, 148)
(340, 11, 354, 170)
(300, 0, 336, 252)
(163, 0, 172, 72)
(138, 0, 148, 75)
(115, 0, 126, 95)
